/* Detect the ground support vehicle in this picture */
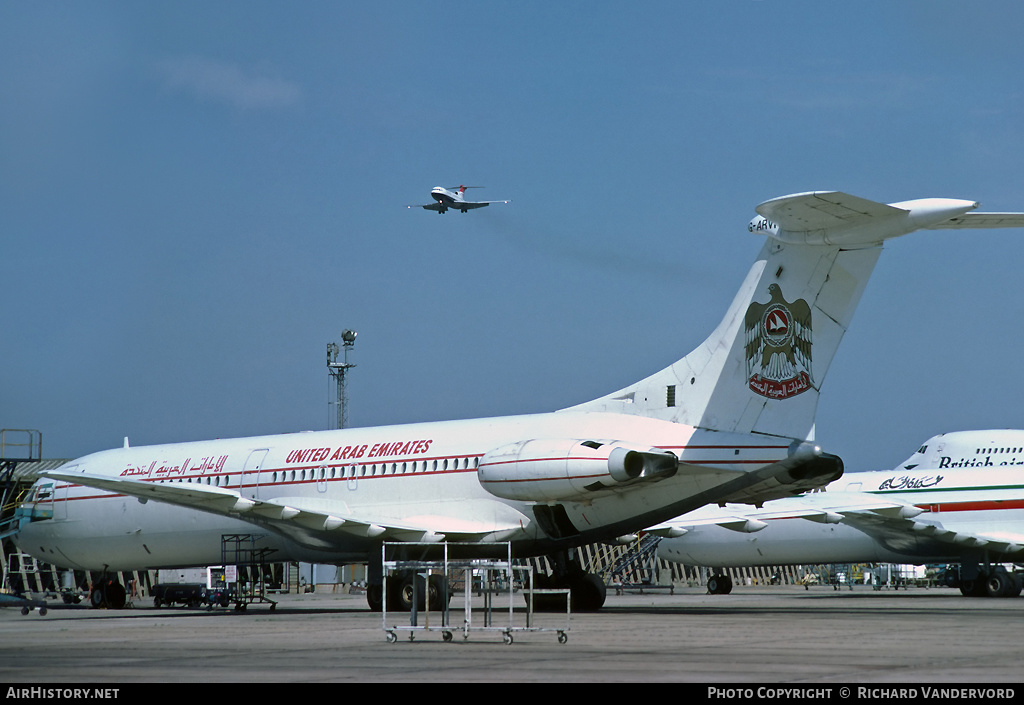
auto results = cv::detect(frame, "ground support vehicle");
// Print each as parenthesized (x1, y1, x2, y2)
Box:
(0, 591, 47, 616)
(152, 583, 210, 609)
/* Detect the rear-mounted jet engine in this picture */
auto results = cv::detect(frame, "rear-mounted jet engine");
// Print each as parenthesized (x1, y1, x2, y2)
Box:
(477, 439, 678, 502)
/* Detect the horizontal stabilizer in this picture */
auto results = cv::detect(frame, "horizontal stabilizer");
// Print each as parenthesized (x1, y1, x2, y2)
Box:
(926, 212, 1024, 229)
(756, 191, 906, 232)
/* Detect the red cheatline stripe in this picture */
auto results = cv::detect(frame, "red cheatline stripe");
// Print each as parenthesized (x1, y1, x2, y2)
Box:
(918, 499, 1024, 513)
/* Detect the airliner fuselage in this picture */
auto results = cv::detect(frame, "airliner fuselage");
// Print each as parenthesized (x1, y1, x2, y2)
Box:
(18, 411, 804, 571)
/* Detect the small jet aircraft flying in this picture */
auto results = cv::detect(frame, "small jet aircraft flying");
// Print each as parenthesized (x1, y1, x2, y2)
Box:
(409, 185, 510, 213)
(14, 191, 1024, 612)
(654, 429, 1024, 598)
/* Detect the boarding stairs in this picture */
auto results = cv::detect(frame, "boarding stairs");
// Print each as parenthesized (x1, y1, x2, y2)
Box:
(607, 534, 673, 593)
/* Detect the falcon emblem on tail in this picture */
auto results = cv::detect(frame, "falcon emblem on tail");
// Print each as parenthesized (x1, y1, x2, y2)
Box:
(745, 283, 813, 399)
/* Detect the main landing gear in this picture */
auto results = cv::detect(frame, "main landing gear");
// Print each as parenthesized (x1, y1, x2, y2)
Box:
(707, 573, 733, 595)
(89, 576, 127, 609)
(532, 549, 607, 612)
(365, 557, 450, 613)
(952, 563, 1023, 598)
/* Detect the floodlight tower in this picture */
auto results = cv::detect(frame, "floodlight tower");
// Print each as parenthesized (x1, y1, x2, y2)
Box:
(327, 329, 357, 430)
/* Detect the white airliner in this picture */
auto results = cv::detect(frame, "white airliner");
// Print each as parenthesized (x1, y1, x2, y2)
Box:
(14, 191, 1024, 612)
(655, 429, 1024, 598)
(408, 185, 510, 213)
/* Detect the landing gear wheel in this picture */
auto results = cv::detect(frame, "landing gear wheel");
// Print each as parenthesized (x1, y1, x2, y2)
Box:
(393, 573, 448, 612)
(530, 551, 608, 612)
(707, 574, 733, 595)
(366, 583, 384, 612)
(397, 574, 424, 612)
(568, 572, 607, 612)
(100, 579, 126, 609)
(984, 569, 1020, 597)
(960, 578, 987, 597)
(427, 574, 449, 611)
(985, 572, 1010, 597)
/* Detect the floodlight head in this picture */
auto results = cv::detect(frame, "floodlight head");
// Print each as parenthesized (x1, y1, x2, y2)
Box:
(341, 329, 357, 345)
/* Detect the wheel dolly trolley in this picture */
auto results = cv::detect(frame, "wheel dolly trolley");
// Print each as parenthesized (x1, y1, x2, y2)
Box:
(382, 541, 570, 645)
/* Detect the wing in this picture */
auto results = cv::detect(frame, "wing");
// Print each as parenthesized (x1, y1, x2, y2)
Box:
(409, 203, 445, 211)
(822, 492, 1024, 556)
(44, 470, 530, 547)
(756, 191, 906, 232)
(649, 490, 1024, 556)
(463, 199, 511, 208)
(645, 491, 917, 537)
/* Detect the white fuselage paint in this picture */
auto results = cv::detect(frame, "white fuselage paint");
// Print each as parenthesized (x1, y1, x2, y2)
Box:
(16, 411, 792, 571)
(658, 430, 1024, 567)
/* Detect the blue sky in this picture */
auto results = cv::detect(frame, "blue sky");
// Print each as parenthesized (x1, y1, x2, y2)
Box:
(3, 2, 1023, 474)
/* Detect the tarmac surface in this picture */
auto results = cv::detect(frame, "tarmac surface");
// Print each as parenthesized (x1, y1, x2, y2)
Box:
(1, 584, 1022, 685)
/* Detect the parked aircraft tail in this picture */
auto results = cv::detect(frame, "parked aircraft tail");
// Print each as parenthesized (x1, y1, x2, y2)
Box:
(567, 191, 1024, 443)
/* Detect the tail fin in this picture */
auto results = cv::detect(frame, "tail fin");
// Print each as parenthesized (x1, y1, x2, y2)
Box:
(565, 191, 1013, 442)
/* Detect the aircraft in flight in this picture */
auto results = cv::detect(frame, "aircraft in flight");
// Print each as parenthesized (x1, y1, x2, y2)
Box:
(14, 191, 1024, 612)
(655, 429, 1024, 598)
(408, 185, 510, 213)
